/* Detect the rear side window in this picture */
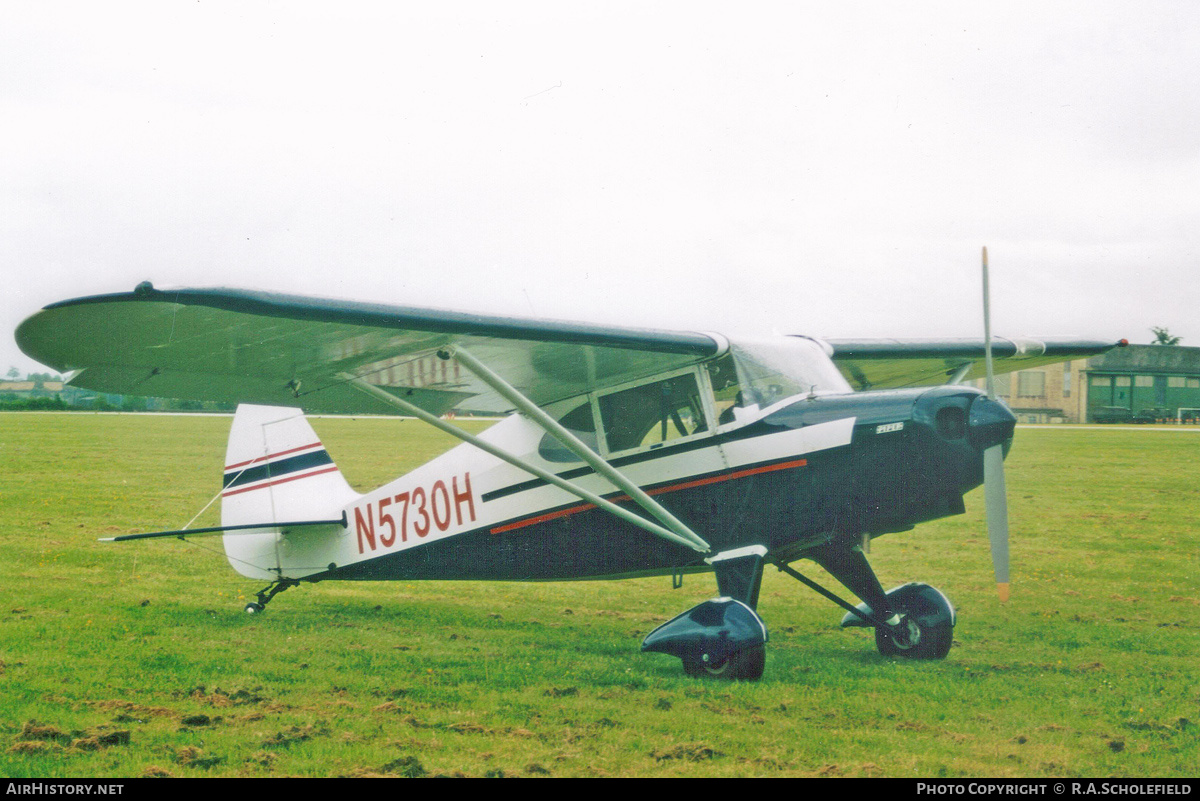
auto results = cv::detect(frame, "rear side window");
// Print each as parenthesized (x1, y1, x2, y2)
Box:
(538, 401, 598, 463)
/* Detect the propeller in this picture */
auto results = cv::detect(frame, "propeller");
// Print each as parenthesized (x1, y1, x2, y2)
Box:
(981, 246, 1011, 602)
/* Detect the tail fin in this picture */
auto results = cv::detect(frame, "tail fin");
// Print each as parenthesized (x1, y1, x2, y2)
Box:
(220, 404, 358, 578)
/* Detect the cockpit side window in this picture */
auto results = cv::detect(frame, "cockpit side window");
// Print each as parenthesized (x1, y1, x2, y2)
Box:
(537, 400, 598, 463)
(705, 354, 742, 426)
(598, 371, 709, 454)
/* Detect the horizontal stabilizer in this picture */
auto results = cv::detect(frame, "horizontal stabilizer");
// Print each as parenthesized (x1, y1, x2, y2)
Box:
(99, 519, 344, 543)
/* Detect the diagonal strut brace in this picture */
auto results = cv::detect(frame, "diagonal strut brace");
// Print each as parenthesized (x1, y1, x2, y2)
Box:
(341, 371, 710, 554)
(774, 561, 896, 629)
(447, 345, 710, 552)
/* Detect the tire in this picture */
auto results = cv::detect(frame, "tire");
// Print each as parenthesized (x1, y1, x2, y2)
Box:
(244, 602, 264, 615)
(874, 598, 953, 660)
(684, 645, 766, 680)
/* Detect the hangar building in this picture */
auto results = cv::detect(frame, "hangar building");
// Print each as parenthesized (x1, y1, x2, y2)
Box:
(974, 344, 1200, 424)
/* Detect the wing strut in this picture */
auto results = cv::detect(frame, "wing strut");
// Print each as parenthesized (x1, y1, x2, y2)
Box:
(445, 346, 711, 553)
(946, 362, 973, 385)
(341, 373, 711, 554)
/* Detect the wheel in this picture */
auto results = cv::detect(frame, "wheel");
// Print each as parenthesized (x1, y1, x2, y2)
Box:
(683, 645, 766, 680)
(244, 602, 264, 615)
(873, 586, 954, 660)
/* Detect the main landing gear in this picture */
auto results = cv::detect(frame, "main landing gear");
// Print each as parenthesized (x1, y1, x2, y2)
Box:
(642, 539, 955, 680)
(641, 547, 771, 680)
(243, 579, 300, 615)
(779, 543, 955, 661)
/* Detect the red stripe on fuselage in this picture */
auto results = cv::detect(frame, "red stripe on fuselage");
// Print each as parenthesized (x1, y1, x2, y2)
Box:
(224, 442, 324, 472)
(488, 458, 808, 535)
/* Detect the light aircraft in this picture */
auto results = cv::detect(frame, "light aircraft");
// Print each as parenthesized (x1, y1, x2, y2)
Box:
(15, 268, 1124, 679)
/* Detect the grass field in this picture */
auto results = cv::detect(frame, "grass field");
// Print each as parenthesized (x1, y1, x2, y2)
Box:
(1, 413, 1197, 778)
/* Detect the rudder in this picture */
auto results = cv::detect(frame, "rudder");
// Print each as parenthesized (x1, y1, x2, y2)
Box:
(220, 404, 359, 578)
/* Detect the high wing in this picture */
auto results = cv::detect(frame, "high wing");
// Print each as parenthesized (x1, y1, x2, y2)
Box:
(16, 283, 1123, 408)
(15, 283, 724, 415)
(824, 337, 1125, 391)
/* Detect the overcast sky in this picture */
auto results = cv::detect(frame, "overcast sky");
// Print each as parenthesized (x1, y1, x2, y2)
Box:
(4, 1, 1198, 376)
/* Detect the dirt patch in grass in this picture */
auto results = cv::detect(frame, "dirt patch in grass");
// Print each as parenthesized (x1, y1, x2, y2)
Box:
(650, 743, 722, 762)
(9, 741, 59, 756)
(174, 745, 226, 769)
(71, 730, 131, 750)
(178, 686, 269, 706)
(86, 699, 176, 718)
(13, 721, 130, 753)
(19, 721, 72, 743)
(181, 714, 217, 727)
(141, 766, 175, 778)
(263, 723, 329, 748)
(381, 755, 427, 777)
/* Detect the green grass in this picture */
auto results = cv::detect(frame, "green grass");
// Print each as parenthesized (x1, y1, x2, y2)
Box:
(1, 414, 1197, 777)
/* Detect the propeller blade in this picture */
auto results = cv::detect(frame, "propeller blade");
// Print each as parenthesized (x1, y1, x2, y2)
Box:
(981, 246, 1010, 602)
(982, 246, 996, 400)
(984, 444, 1011, 602)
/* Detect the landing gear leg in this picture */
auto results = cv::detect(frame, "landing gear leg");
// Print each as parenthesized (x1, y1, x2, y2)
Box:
(779, 540, 955, 660)
(642, 547, 770, 680)
(805, 542, 896, 624)
(244, 579, 299, 614)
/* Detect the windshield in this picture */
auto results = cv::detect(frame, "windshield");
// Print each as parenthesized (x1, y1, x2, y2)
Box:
(717, 337, 850, 414)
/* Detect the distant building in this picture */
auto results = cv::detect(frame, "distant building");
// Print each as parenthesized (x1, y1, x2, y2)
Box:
(0, 380, 64, 397)
(1084, 344, 1200, 423)
(972, 344, 1200, 423)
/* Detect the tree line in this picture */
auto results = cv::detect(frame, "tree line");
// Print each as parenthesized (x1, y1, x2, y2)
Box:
(2, 369, 233, 413)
